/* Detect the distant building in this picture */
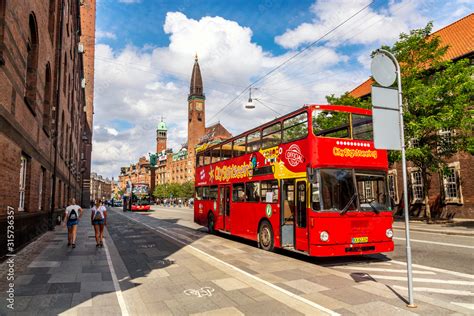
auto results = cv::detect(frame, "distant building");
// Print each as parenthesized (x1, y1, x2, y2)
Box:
(119, 56, 232, 192)
(90, 172, 112, 202)
(349, 14, 474, 218)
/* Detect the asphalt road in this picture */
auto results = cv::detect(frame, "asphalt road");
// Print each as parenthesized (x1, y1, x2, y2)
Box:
(148, 205, 474, 274)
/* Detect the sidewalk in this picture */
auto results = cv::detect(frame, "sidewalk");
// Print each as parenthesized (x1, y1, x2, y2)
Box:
(0, 217, 122, 315)
(393, 219, 474, 236)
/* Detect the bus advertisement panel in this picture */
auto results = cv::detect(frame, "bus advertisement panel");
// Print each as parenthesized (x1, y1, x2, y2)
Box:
(194, 105, 394, 257)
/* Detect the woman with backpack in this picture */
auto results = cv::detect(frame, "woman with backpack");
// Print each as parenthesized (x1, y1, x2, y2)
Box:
(64, 198, 83, 248)
(91, 199, 107, 248)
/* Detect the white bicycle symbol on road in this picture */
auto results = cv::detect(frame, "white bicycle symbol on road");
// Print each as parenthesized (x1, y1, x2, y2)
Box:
(184, 287, 215, 298)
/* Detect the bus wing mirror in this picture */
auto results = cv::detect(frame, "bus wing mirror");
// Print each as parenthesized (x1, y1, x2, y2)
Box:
(307, 166, 317, 183)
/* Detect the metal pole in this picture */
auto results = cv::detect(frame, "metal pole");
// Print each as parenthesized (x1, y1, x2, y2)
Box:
(378, 49, 415, 307)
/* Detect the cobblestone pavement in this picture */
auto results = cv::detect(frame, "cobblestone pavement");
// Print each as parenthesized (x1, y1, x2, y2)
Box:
(1, 208, 473, 315)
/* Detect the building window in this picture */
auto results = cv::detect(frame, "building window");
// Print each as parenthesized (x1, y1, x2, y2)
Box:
(409, 169, 424, 203)
(38, 167, 45, 210)
(443, 162, 462, 204)
(43, 63, 52, 134)
(19, 155, 29, 211)
(437, 129, 453, 153)
(48, 0, 55, 40)
(388, 170, 398, 204)
(25, 13, 39, 112)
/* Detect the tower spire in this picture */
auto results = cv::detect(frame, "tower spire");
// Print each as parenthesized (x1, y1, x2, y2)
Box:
(189, 55, 204, 99)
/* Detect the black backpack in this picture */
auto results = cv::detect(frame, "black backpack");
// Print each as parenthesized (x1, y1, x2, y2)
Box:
(68, 209, 77, 221)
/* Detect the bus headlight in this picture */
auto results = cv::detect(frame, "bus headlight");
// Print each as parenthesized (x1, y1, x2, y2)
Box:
(320, 231, 329, 242)
(386, 228, 393, 238)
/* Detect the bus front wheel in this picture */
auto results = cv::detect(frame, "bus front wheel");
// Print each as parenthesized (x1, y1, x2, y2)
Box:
(208, 213, 215, 234)
(259, 221, 274, 251)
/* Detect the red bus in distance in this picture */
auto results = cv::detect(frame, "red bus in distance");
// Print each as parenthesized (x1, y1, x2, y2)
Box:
(194, 104, 394, 257)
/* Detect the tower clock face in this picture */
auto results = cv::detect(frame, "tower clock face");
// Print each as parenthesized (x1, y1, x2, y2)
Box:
(196, 102, 203, 111)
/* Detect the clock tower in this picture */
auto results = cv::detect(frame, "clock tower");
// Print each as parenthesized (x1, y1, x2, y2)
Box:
(187, 54, 206, 157)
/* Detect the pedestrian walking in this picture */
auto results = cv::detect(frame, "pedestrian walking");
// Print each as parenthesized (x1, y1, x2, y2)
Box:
(91, 199, 107, 248)
(64, 198, 83, 248)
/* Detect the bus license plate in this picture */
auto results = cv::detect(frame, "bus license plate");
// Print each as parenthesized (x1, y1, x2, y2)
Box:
(352, 237, 368, 244)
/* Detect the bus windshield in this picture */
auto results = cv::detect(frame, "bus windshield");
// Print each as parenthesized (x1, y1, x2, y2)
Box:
(313, 169, 389, 212)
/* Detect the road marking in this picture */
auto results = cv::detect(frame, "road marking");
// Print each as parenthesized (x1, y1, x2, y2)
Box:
(116, 210, 339, 316)
(337, 266, 436, 275)
(451, 302, 474, 310)
(371, 275, 474, 286)
(103, 239, 130, 316)
(394, 285, 474, 297)
(390, 260, 474, 280)
(393, 237, 474, 249)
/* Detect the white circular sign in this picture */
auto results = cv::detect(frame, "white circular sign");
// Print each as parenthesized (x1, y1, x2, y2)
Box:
(371, 53, 396, 87)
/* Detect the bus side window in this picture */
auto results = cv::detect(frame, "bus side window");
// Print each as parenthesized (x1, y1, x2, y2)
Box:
(209, 186, 218, 200)
(246, 131, 261, 153)
(262, 122, 281, 149)
(203, 150, 212, 165)
(232, 137, 246, 157)
(283, 112, 308, 143)
(245, 182, 260, 202)
(221, 142, 232, 161)
(211, 146, 221, 163)
(196, 187, 203, 200)
(202, 186, 210, 200)
(232, 183, 245, 202)
(261, 180, 278, 203)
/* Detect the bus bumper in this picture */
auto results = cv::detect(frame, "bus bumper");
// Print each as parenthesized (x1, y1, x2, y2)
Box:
(131, 205, 151, 211)
(310, 240, 394, 257)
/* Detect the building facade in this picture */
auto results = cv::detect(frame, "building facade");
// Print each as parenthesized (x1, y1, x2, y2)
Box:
(119, 156, 152, 189)
(0, 0, 95, 256)
(349, 14, 473, 218)
(90, 172, 112, 202)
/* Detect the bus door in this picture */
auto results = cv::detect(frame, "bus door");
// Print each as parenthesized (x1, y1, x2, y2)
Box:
(218, 185, 231, 232)
(295, 179, 309, 252)
(281, 180, 295, 247)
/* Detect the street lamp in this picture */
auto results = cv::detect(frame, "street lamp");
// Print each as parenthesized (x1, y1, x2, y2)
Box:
(245, 87, 257, 109)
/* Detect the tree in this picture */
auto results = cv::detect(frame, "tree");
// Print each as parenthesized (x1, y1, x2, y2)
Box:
(329, 22, 473, 220)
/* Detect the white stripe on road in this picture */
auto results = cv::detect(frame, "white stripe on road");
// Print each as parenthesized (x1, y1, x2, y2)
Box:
(390, 260, 474, 280)
(451, 302, 474, 310)
(394, 285, 474, 297)
(103, 239, 130, 316)
(337, 266, 436, 275)
(393, 237, 474, 249)
(371, 275, 474, 286)
(117, 211, 339, 316)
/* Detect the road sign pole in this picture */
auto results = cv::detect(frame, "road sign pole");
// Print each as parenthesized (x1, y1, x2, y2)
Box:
(376, 49, 415, 307)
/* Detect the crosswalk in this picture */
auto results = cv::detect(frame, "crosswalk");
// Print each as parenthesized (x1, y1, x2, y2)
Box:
(332, 260, 474, 312)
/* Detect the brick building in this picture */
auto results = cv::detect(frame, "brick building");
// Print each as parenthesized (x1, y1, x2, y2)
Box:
(119, 56, 232, 191)
(0, 0, 95, 256)
(119, 156, 152, 189)
(90, 172, 112, 202)
(349, 14, 473, 218)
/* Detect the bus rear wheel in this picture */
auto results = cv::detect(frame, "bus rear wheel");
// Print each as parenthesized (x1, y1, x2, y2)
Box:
(259, 221, 274, 251)
(208, 213, 215, 234)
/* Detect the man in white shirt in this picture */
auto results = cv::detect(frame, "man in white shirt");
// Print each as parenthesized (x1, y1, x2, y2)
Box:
(64, 198, 83, 248)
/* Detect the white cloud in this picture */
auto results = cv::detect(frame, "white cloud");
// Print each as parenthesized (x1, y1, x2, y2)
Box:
(96, 30, 117, 40)
(275, 0, 428, 49)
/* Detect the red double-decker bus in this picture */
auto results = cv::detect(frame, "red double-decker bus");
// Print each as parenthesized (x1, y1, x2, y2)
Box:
(194, 105, 394, 257)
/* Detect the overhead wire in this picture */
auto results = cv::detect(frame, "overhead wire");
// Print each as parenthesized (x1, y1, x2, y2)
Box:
(207, 0, 374, 123)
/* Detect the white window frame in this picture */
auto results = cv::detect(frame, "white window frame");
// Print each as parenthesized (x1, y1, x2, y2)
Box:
(19, 155, 28, 212)
(409, 167, 424, 203)
(443, 162, 463, 204)
(437, 129, 453, 153)
(388, 169, 399, 204)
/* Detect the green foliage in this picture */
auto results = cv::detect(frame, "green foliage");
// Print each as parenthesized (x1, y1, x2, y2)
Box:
(326, 92, 371, 109)
(153, 181, 195, 199)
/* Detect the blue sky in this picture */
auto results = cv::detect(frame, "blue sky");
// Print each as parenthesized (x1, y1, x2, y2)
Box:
(91, 0, 473, 178)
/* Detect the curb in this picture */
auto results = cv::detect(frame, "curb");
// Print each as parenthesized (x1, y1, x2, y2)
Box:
(393, 224, 474, 237)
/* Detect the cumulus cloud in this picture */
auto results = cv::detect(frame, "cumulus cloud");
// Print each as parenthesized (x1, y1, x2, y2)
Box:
(96, 30, 117, 40)
(275, 0, 428, 49)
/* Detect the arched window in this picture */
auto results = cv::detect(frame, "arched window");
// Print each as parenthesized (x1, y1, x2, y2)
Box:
(25, 13, 39, 113)
(43, 63, 52, 134)
(48, 0, 56, 40)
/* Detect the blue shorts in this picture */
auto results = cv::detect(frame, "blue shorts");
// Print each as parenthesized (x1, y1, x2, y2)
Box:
(92, 219, 105, 225)
(67, 219, 78, 228)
